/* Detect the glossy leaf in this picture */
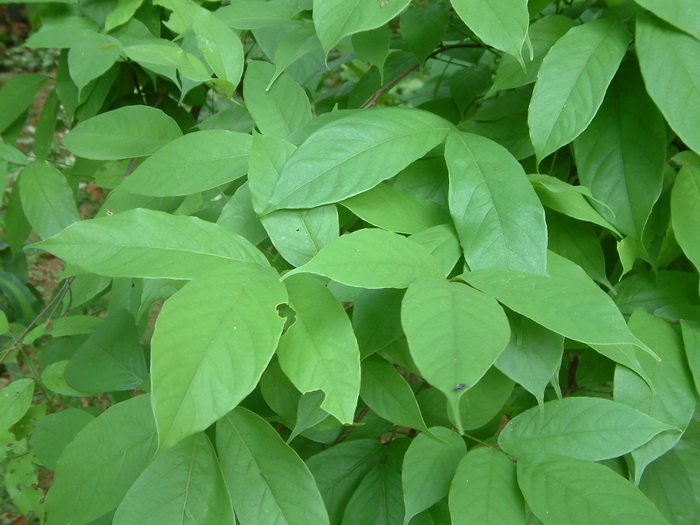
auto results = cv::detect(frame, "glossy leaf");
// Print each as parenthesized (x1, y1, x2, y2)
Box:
(0, 379, 34, 429)
(449, 448, 525, 525)
(278, 274, 360, 424)
(113, 433, 234, 525)
(517, 455, 671, 525)
(342, 464, 404, 525)
(671, 166, 700, 272)
(193, 8, 244, 96)
(266, 108, 450, 212)
(528, 19, 629, 162)
(446, 131, 547, 274)
(36, 208, 268, 279)
(151, 264, 287, 450)
(286, 228, 443, 289)
(63, 106, 182, 160)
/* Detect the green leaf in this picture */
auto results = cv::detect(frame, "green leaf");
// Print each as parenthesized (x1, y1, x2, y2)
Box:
(270, 22, 323, 89)
(408, 224, 462, 277)
(217, 182, 267, 246)
(45, 395, 157, 525)
(450, 0, 529, 66)
(151, 264, 287, 450)
(288, 390, 329, 443)
(681, 320, 700, 394)
(33, 89, 60, 161)
(360, 355, 434, 437)
(216, 1, 299, 29)
(402, 427, 466, 524)
(455, 367, 514, 431)
(29, 408, 94, 471)
(313, 0, 411, 53)
(341, 182, 451, 235)
(67, 35, 122, 93)
(105, 0, 144, 31)
(342, 464, 404, 525)
(446, 131, 547, 274)
(248, 133, 297, 214)
(285, 229, 443, 289)
(18, 161, 80, 239)
(401, 3, 448, 64)
(193, 8, 244, 96)
(499, 397, 673, 461)
(517, 455, 671, 525)
(672, 166, 700, 273)
(266, 107, 450, 212)
(217, 407, 329, 525)
(243, 61, 312, 138)
(614, 271, 699, 316)
(63, 309, 147, 393)
(352, 26, 390, 77)
(449, 448, 525, 525)
(636, 14, 700, 154)
(35, 208, 268, 279)
(113, 433, 234, 525)
(278, 274, 360, 424)
(573, 60, 665, 240)
(528, 19, 629, 163)
(634, 0, 700, 41)
(0, 143, 28, 164)
(118, 130, 252, 196)
(0, 74, 47, 133)
(352, 288, 404, 359)
(306, 440, 383, 524)
(63, 106, 182, 160)
(401, 275, 510, 431)
(0, 379, 35, 429)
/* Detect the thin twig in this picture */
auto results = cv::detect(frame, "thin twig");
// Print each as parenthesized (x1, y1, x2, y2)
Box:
(333, 405, 371, 445)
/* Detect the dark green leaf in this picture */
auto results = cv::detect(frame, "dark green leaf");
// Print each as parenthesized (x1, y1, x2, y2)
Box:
(671, 166, 700, 272)
(30, 409, 94, 471)
(0, 379, 35, 429)
(0, 74, 47, 133)
(342, 464, 404, 525)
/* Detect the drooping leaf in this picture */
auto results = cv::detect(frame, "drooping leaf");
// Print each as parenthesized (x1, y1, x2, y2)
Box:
(63, 106, 182, 160)
(265, 108, 450, 212)
(151, 264, 287, 450)
(118, 130, 252, 196)
(446, 131, 547, 274)
(113, 433, 234, 525)
(342, 464, 404, 525)
(285, 229, 443, 289)
(517, 454, 671, 525)
(671, 166, 700, 273)
(35, 208, 268, 279)
(45, 395, 157, 525)
(449, 448, 525, 525)
(193, 8, 244, 96)
(528, 18, 629, 163)
(277, 274, 360, 424)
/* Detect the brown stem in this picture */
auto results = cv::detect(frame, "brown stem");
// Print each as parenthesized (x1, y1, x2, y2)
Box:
(333, 405, 371, 445)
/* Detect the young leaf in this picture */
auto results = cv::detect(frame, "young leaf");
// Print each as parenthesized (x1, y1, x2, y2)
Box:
(193, 8, 244, 96)
(449, 448, 525, 525)
(636, 14, 700, 154)
(342, 464, 404, 525)
(218, 407, 330, 525)
(401, 275, 510, 431)
(450, 0, 529, 66)
(265, 107, 451, 212)
(118, 130, 252, 196)
(528, 19, 629, 163)
(278, 274, 360, 424)
(151, 264, 287, 450)
(63, 106, 182, 160)
(446, 131, 548, 275)
(402, 427, 466, 524)
(285, 229, 443, 289)
(499, 397, 673, 461)
(44, 395, 157, 525)
(517, 455, 671, 525)
(574, 60, 665, 240)
(113, 433, 234, 525)
(671, 166, 700, 273)
(35, 208, 268, 279)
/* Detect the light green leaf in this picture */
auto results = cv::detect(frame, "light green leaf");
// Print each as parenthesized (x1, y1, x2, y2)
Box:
(114, 433, 234, 525)
(243, 61, 312, 139)
(352, 26, 390, 78)
(0, 143, 28, 164)
(634, 0, 700, 41)
(0, 378, 34, 429)
(216, 1, 299, 29)
(30, 409, 94, 471)
(449, 448, 525, 525)
(517, 455, 671, 525)
(0, 74, 47, 133)
(217, 407, 329, 525)
(266, 107, 450, 212)
(313, 0, 411, 53)
(42, 361, 91, 397)
(341, 182, 451, 235)
(408, 224, 462, 277)
(446, 131, 547, 274)
(402, 427, 466, 524)
(119, 131, 252, 196)
(105, 0, 144, 31)
(528, 18, 629, 163)
(401, 275, 510, 431)
(352, 288, 404, 359)
(574, 60, 665, 240)
(636, 14, 700, 154)
(671, 166, 700, 273)
(217, 182, 267, 246)
(248, 133, 297, 214)
(24, 315, 102, 345)
(288, 390, 329, 443)
(35, 208, 268, 279)
(270, 22, 322, 89)
(63, 106, 182, 160)
(455, 367, 514, 431)
(193, 8, 244, 96)
(286, 229, 443, 289)
(18, 161, 80, 239)
(151, 264, 287, 450)
(681, 320, 700, 394)
(499, 397, 673, 461)
(67, 35, 122, 93)
(45, 395, 157, 525)
(342, 464, 404, 525)
(278, 274, 360, 424)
